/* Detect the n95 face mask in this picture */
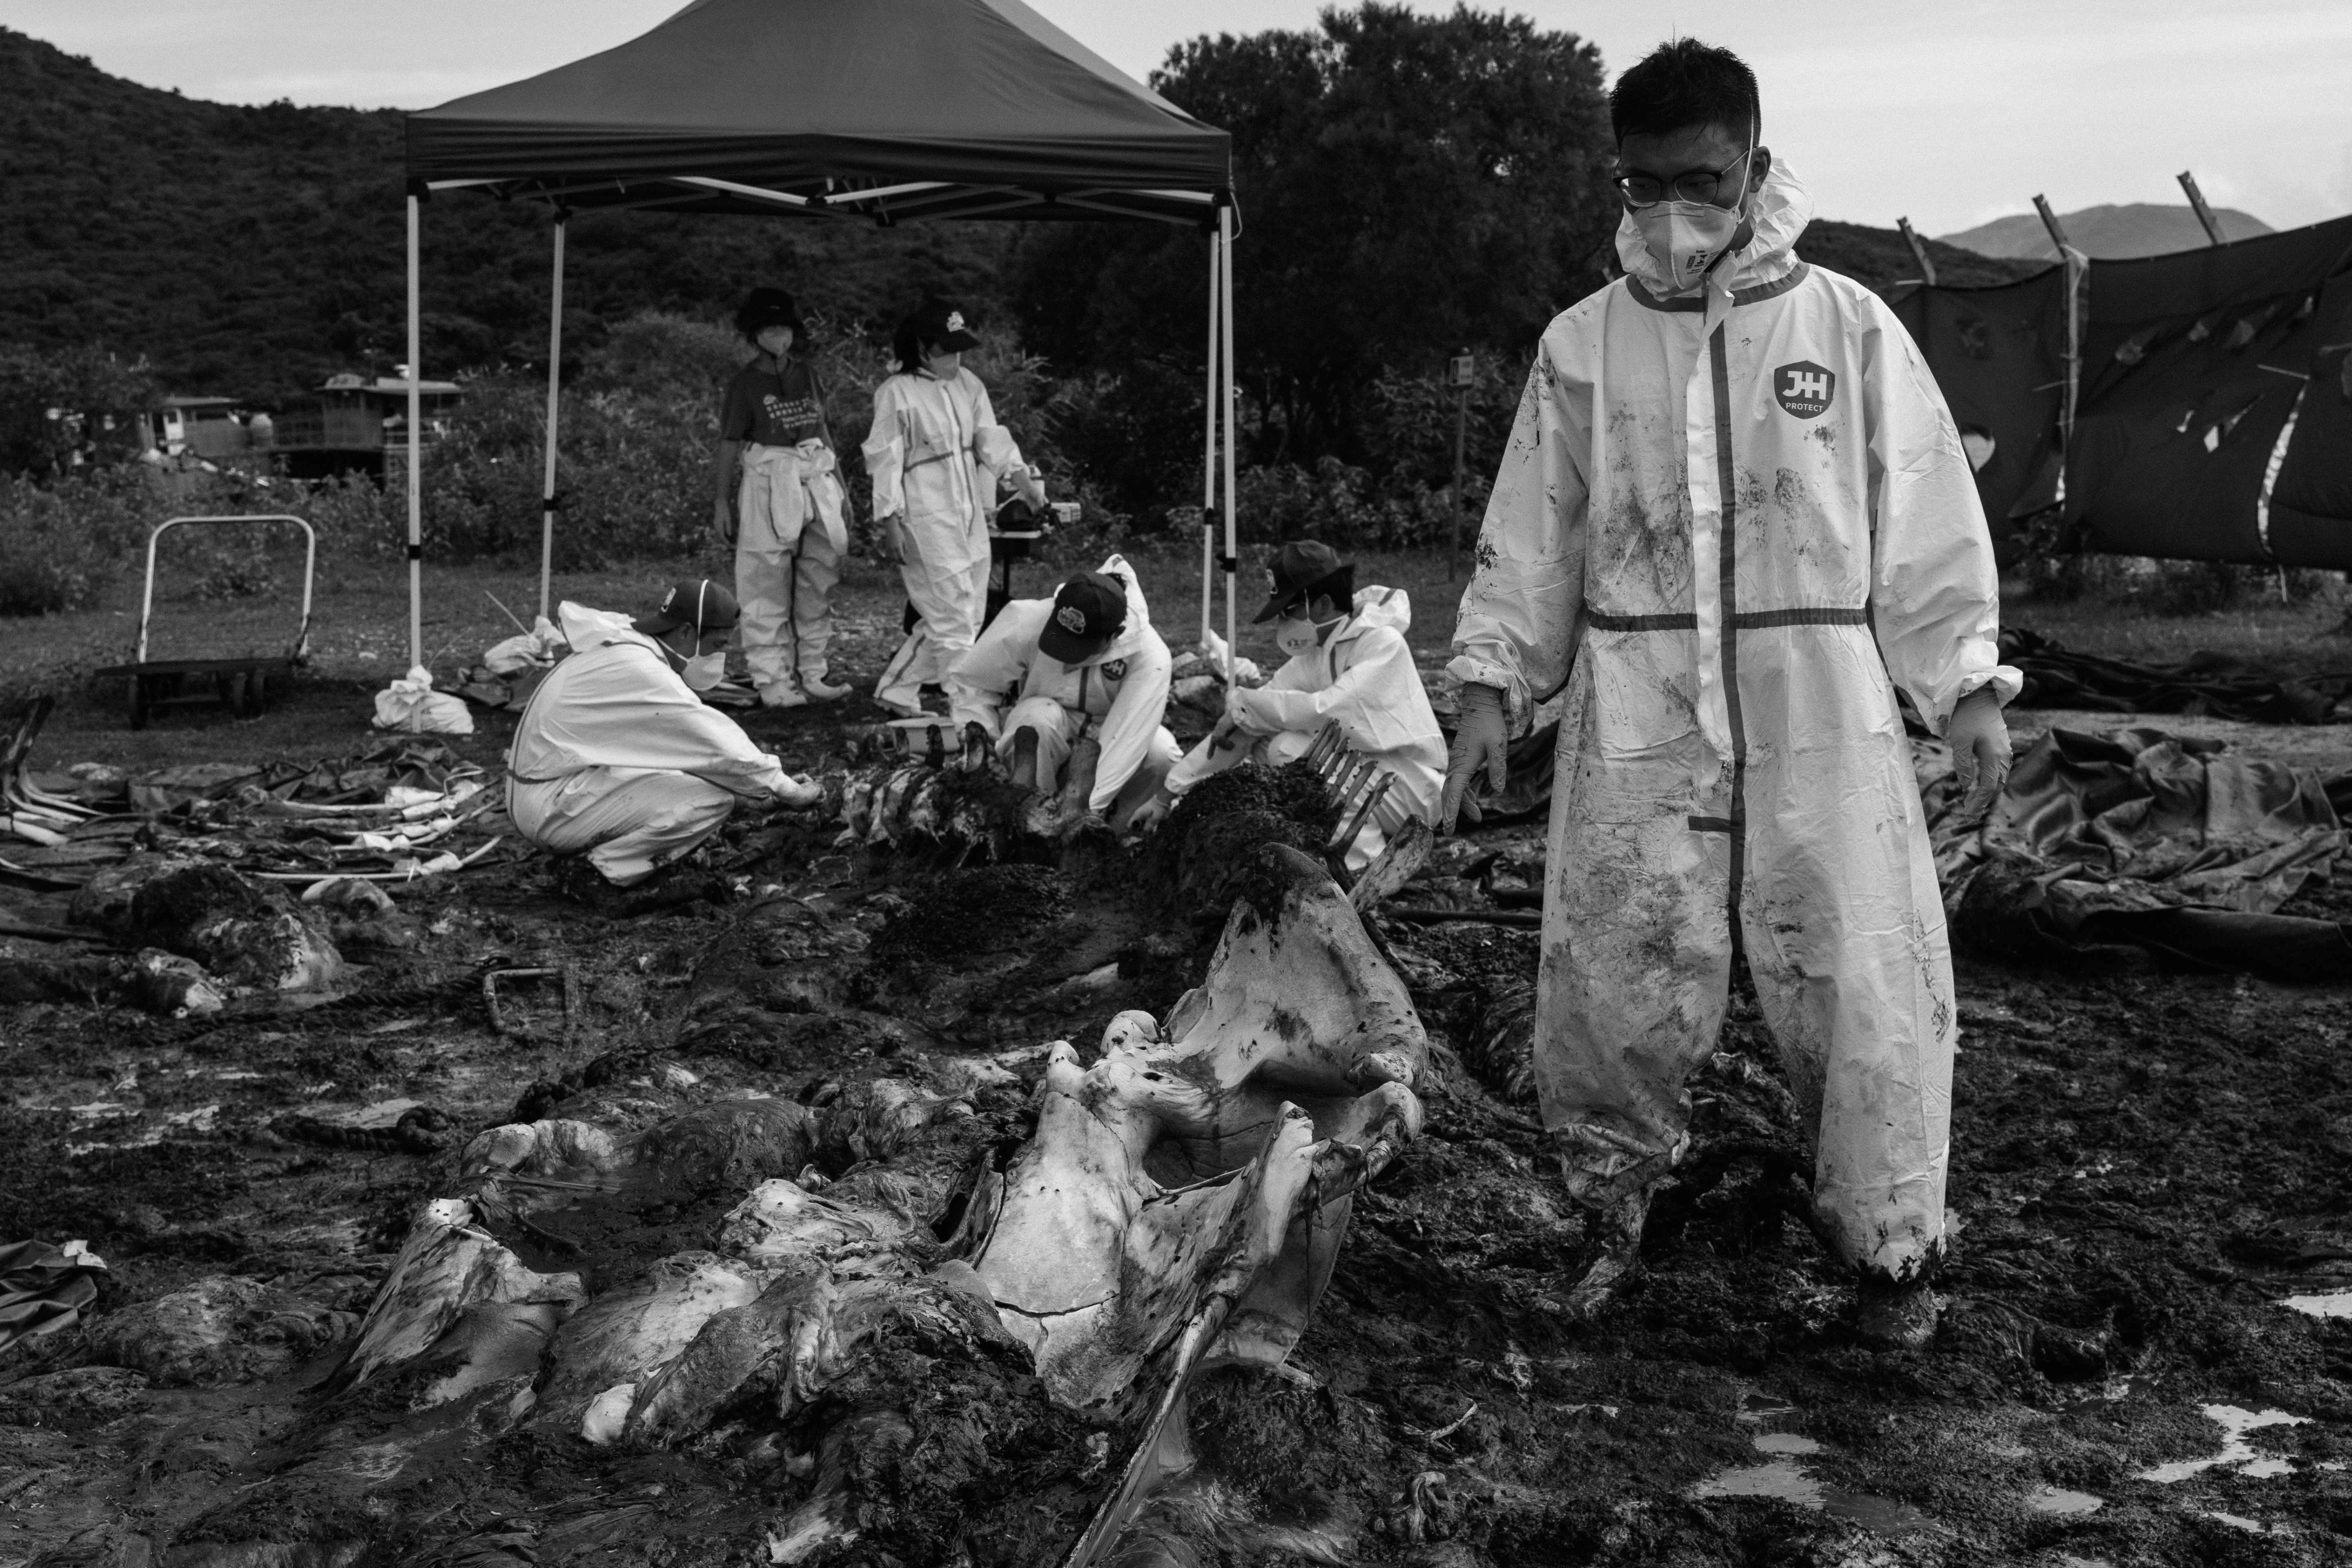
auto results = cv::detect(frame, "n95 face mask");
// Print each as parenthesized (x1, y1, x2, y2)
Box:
(681, 652, 728, 691)
(1633, 200, 1744, 291)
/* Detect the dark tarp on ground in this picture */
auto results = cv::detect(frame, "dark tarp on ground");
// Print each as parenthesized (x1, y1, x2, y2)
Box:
(1889, 267, 2069, 554)
(2002, 627, 2352, 725)
(2066, 214, 2352, 566)
(0, 1238, 105, 1353)
(1932, 726, 2352, 980)
(405, 0, 1230, 223)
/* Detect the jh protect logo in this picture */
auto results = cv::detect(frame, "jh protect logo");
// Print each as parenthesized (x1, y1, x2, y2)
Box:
(1775, 361, 1836, 419)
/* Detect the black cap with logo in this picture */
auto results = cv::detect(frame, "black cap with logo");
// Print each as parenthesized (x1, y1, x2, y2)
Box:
(1252, 540, 1351, 622)
(636, 579, 741, 635)
(733, 287, 806, 340)
(900, 298, 980, 352)
(1036, 570, 1128, 664)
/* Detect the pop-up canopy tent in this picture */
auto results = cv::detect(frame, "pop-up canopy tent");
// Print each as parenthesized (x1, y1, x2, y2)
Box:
(1896, 214, 2352, 568)
(398, 0, 1241, 674)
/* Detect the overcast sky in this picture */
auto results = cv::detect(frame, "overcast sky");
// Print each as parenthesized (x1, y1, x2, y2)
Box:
(7, 0, 2348, 237)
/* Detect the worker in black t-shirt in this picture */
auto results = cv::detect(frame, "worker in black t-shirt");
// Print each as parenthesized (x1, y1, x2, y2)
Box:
(713, 288, 850, 707)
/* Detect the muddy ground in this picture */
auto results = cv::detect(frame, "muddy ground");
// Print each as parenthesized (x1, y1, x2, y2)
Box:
(3, 665, 2351, 1568)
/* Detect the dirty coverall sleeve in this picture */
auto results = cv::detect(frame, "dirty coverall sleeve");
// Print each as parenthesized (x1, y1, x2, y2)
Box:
(945, 605, 1036, 738)
(968, 382, 1022, 481)
(1089, 635, 1173, 812)
(1860, 300, 2025, 736)
(1446, 336, 1591, 730)
(861, 379, 906, 520)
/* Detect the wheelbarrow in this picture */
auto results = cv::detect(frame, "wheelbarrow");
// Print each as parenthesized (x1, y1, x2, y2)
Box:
(95, 514, 316, 730)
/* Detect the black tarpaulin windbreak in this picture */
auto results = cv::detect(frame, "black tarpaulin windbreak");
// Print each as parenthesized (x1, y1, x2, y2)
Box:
(2065, 213, 2352, 567)
(1889, 267, 2071, 556)
(1900, 212, 2352, 572)
(394, 0, 1244, 684)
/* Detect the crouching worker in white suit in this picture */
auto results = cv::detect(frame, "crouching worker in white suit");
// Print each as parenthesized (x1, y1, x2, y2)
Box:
(946, 556, 1180, 829)
(508, 579, 821, 901)
(1133, 541, 1445, 872)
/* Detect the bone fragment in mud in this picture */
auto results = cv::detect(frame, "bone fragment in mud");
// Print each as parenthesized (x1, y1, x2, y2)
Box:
(331, 843, 1424, 1566)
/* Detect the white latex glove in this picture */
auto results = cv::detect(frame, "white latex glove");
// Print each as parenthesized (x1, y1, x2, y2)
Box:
(1440, 683, 1508, 831)
(878, 515, 907, 565)
(1127, 786, 1177, 834)
(1223, 686, 1267, 732)
(1947, 687, 2013, 820)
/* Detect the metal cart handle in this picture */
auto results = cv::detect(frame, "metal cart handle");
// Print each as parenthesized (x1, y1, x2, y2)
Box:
(134, 514, 318, 668)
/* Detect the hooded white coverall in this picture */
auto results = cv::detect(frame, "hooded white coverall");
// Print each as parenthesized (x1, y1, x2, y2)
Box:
(947, 555, 1180, 821)
(508, 605, 810, 885)
(862, 368, 1037, 713)
(1449, 162, 2020, 1283)
(736, 441, 847, 702)
(1165, 586, 1446, 872)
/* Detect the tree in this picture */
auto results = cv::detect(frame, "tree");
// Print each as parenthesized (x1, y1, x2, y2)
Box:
(1013, 3, 1615, 482)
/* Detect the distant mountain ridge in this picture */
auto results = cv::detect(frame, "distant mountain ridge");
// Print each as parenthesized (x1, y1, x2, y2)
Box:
(1940, 202, 2273, 262)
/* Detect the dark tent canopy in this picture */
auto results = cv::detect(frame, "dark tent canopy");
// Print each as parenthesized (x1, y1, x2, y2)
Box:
(1898, 215, 2352, 570)
(406, 0, 1231, 224)
(388, 0, 1244, 679)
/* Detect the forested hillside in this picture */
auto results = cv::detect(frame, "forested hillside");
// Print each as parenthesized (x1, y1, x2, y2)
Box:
(0, 27, 1011, 402)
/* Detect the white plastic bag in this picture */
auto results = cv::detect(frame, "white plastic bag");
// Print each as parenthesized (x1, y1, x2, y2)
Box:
(483, 614, 568, 677)
(1198, 630, 1264, 688)
(372, 666, 475, 735)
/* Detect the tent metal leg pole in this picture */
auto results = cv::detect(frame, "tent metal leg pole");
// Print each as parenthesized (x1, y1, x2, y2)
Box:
(1202, 225, 1219, 650)
(406, 192, 423, 675)
(539, 217, 566, 623)
(1219, 204, 1237, 687)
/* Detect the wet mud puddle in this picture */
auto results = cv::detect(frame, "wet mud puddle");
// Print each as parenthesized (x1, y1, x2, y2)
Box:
(1689, 1390, 1938, 1536)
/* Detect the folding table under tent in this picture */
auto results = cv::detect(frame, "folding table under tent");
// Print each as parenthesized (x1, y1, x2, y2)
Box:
(399, 0, 1241, 677)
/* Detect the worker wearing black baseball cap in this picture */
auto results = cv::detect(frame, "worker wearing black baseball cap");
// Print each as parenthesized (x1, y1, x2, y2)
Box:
(944, 555, 1180, 826)
(1134, 540, 1446, 871)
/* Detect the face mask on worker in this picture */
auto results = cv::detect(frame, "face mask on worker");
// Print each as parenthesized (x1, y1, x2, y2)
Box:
(660, 632, 727, 691)
(1629, 151, 1755, 290)
(1274, 611, 1343, 659)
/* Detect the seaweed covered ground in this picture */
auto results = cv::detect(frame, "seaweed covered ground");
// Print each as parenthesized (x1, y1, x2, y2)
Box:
(2, 679, 2351, 1568)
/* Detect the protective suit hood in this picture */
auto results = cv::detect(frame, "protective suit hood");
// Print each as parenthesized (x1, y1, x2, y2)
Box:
(1616, 156, 1813, 299)
(1075, 553, 1155, 669)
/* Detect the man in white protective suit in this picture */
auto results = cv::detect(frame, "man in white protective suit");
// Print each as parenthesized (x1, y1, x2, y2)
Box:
(508, 580, 821, 911)
(1133, 541, 1445, 873)
(1443, 40, 2018, 1350)
(946, 556, 1180, 829)
(863, 300, 1049, 717)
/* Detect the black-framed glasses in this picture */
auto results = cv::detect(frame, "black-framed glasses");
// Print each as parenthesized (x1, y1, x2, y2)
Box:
(1613, 148, 1755, 209)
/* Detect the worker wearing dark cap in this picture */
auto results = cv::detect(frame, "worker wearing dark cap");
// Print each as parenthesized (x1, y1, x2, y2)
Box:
(1136, 541, 1445, 870)
(945, 555, 1178, 824)
(862, 298, 1049, 717)
(508, 578, 820, 897)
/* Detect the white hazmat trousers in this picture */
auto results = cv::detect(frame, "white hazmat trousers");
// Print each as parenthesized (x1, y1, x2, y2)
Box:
(508, 608, 814, 885)
(862, 368, 1034, 713)
(1166, 585, 1446, 872)
(1450, 163, 2020, 1284)
(735, 440, 846, 701)
(948, 555, 1179, 820)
